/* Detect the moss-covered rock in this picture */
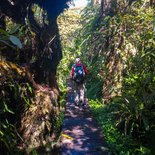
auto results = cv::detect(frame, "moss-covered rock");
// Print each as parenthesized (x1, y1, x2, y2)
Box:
(0, 60, 60, 154)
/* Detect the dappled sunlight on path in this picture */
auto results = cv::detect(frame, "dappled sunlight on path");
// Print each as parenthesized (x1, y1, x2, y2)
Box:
(59, 79, 109, 155)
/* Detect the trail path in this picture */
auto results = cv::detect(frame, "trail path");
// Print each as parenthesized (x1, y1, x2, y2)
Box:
(59, 79, 109, 155)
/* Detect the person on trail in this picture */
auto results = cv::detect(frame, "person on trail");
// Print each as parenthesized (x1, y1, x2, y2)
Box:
(70, 58, 88, 105)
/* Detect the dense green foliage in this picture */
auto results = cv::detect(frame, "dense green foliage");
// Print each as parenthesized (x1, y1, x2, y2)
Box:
(0, 60, 34, 154)
(0, 0, 155, 154)
(0, 26, 34, 153)
(0, 1, 70, 154)
(72, 1, 155, 154)
(57, 8, 82, 89)
(90, 100, 151, 154)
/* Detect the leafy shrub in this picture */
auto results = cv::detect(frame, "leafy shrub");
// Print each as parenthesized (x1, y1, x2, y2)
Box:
(0, 61, 34, 154)
(90, 100, 152, 155)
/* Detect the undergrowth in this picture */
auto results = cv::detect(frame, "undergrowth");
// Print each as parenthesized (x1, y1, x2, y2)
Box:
(89, 100, 152, 155)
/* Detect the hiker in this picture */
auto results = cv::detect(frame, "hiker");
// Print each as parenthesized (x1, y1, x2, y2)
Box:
(70, 58, 88, 105)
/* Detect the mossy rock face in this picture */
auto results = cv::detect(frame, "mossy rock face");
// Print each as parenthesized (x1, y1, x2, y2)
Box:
(0, 60, 60, 154)
(20, 90, 58, 153)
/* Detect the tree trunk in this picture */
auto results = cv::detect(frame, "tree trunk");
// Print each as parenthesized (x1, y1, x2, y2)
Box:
(101, 0, 105, 16)
(150, 0, 155, 6)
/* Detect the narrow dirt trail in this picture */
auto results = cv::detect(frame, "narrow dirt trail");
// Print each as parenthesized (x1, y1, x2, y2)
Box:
(59, 79, 109, 155)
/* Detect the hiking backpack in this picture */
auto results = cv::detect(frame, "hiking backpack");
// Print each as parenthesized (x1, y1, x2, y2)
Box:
(73, 64, 85, 83)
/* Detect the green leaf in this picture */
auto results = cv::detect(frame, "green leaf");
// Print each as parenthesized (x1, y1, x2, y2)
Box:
(9, 35, 22, 49)
(0, 40, 15, 48)
(0, 28, 8, 35)
(9, 25, 20, 34)
(0, 130, 4, 136)
(4, 103, 15, 114)
(26, 83, 33, 93)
